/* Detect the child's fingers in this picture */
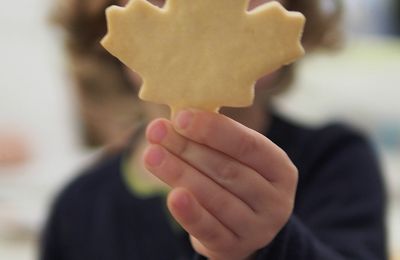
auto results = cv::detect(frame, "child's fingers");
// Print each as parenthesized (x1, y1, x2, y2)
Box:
(146, 119, 277, 213)
(167, 187, 238, 252)
(171, 109, 297, 189)
(143, 144, 256, 237)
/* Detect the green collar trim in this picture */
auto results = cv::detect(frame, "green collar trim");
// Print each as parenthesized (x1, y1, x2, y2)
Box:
(121, 155, 183, 233)
(121, 156, 169, 199)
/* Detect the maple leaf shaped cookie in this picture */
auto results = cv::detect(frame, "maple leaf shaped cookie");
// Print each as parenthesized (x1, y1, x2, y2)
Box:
(101, 0, 305, 116)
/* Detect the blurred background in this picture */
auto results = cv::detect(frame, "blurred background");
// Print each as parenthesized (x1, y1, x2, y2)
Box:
(0, 0, 399, 259)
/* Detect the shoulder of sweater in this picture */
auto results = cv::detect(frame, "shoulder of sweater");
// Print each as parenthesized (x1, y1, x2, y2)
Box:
(291, 120, 382, 192)
(273, 114, 371, 159)
(298, 121, 374, 166)
(270, 114, 377, 177)
(276, 115, 369, 147)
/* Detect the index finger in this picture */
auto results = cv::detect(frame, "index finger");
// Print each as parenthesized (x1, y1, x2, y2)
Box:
(172, 109, 296, 184)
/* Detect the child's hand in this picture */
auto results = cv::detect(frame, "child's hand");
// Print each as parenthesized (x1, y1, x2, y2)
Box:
(144, 110, 298, 260)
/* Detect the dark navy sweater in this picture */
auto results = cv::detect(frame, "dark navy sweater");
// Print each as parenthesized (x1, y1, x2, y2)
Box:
(40, 114, 387, 260)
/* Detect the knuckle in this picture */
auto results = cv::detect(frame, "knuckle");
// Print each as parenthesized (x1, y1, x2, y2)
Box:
(216, 160, 239, 181)
(213, 199, 229, 216)
(209, 195, 231, 218)
(277, 147, 290, 162)
(176, 137, 190, 157)
(237, 133, 258, 158)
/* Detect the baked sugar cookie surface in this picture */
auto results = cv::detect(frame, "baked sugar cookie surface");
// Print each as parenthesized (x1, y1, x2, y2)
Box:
(101, 0, 305, 116)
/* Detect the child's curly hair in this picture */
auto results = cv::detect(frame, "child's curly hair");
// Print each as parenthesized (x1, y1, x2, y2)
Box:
(52, 0, 343, 146)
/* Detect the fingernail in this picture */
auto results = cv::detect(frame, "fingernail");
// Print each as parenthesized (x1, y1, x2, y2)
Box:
(144, 146, 165, 167)
(174, 110, 193, 130)
(148, 121, 167, 143)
